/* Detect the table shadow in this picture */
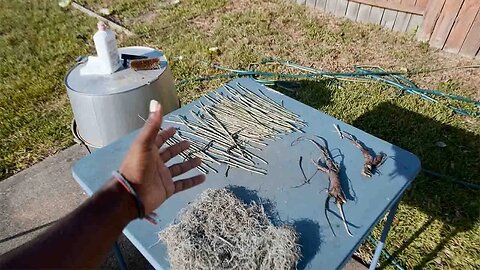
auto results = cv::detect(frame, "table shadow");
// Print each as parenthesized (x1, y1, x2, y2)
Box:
(270, 79, 334, 110)
(352, 102, 479, 269)
(292, 219, 322, 270)
(226, 185, 281, 225)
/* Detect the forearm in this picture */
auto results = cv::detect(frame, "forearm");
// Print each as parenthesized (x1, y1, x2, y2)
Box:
(0, 179, 137, 269)
(0, 105, 206, 269)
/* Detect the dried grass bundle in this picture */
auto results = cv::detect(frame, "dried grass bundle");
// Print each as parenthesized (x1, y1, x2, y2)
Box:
(159, 189, 300, 270)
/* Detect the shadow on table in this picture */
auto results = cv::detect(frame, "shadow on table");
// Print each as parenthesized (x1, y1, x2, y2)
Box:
(226, 185, 281, 225)
(351, 102, 479, 269)
(226, 185, 323, 269)
(292, 219, 322, 270)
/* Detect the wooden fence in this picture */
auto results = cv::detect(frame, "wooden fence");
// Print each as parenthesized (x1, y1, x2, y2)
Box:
(296, 0, 480, 58)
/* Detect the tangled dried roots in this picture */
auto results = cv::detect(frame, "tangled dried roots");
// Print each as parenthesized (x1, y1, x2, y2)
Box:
(159, 189, 301, 270)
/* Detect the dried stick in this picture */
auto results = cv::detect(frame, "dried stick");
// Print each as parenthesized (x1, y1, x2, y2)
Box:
(164, 83, 306, 176)
(70, 2, 135, 36)
(337, 128, 386, 177)
(138, 114, 211, 174)
(307, 138, 353, 237)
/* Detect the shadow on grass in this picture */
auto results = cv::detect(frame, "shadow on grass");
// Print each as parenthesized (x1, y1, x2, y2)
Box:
(351, 102, 479, 269)
(270, 79, 333, 109)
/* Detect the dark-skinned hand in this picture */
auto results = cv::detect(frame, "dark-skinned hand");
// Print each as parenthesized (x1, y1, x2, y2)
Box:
(119, 103, 205, 214)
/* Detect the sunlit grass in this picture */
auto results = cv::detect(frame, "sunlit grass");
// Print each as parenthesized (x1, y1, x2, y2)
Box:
(0, 0, 478, 269)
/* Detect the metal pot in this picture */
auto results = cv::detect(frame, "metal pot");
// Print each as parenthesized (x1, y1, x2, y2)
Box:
(65, 46, 179, 148)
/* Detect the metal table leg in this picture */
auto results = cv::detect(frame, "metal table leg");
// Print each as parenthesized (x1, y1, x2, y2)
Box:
(112, 241, 128, 270)
(369, 200, 400, 270)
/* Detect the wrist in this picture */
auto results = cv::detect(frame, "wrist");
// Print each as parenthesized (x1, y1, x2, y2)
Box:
(112, 171, 146, 219)
(108, 179, 138, 223)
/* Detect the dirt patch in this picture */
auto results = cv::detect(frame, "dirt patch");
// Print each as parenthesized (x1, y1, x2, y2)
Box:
(192, 15, 218, 36)
(136, 10, 159, 25)
(223, 0, 252, 13)
(192, 0, 256, 35)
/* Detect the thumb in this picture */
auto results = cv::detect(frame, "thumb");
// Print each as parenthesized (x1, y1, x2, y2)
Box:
(138, 102, 163, 145)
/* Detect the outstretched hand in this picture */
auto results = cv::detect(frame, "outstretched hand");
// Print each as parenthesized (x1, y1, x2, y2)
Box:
(0, 103, 205, 269)
(119, 103, 205, 214)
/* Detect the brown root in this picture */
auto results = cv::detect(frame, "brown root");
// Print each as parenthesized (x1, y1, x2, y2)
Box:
(308, 137, 353, 237)
(328, 173, 347, 205)
(339, 130, 385, 177)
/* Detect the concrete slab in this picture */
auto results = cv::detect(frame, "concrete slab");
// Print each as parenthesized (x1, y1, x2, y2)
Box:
(0, 144, 365, 269)
(0, 144, 150, 269)
(0, 145, 88, 254)
(345, 258, 369, 270)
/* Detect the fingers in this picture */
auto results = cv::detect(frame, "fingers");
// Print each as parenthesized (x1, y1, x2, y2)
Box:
(173, 174, 206, 194)
(155, 126, 176, 148)
(160, 140, 190, 162)
(138, 104, 163, 145)
(168, 157, 202, 177)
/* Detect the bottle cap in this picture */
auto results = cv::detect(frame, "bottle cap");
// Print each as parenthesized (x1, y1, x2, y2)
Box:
(97, 21, 107, 31)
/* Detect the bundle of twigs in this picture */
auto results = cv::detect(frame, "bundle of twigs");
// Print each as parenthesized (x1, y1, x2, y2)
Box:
(166, 82, 306, 175)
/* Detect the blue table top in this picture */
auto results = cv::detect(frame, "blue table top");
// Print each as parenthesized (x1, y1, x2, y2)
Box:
(72, 78, 421, 270)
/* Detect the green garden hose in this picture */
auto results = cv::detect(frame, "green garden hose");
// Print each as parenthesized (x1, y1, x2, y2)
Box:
(178, 58, 479, 118)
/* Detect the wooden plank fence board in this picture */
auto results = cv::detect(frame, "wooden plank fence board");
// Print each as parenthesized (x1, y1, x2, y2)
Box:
(407, 14, 423, 32)
(402, 13, 413, 32)
(418, 0, 446, 41)
(335, 0, 349, 16)
(369, 6, 385, 24)
(381, 9, 398, 30)
(348, 0, 423, 14)
(460, 10, 480, 57)
(306, 0, 317, 8)
(429, 0, 463, 49)
(346, 1, 361, 21)
(415, 0, 428, 10)
(393, 0, 416, 32)
(357, 3, 372, 22)
(316, 0, 328, 11)
(295, 0, 477, 57)
(393, 11, 409, 32)
(326, 0, 338, 14)
(444, 0, 480, 54)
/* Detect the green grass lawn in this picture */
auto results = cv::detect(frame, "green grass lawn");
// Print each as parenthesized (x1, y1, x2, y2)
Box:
(1, 0, 479, 269)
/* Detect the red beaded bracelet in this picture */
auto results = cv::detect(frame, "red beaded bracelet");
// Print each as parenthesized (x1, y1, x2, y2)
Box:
(112, 171, 157, 225)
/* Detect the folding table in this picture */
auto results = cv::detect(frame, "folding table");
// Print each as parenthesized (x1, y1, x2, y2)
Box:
(72, 78, 421, 269)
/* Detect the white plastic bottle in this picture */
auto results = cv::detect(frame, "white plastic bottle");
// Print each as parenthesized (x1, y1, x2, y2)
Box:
(93, 21, 121, 74)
